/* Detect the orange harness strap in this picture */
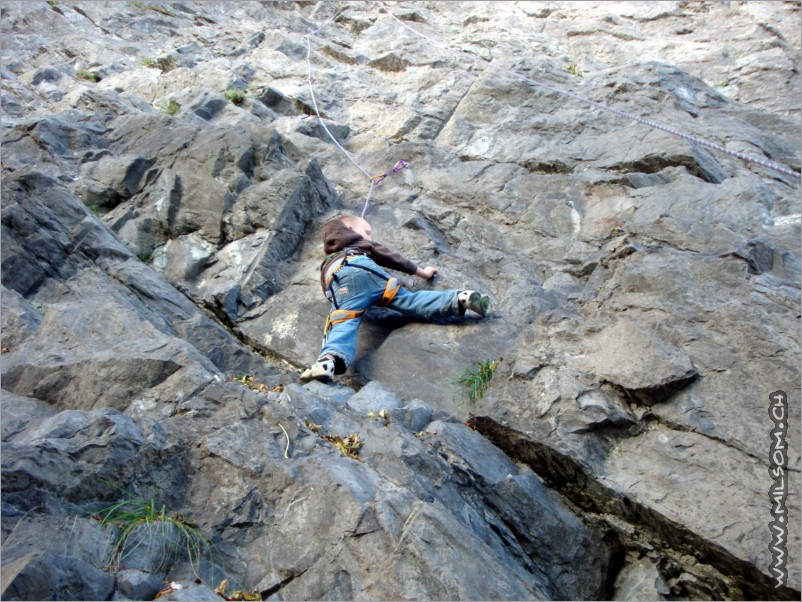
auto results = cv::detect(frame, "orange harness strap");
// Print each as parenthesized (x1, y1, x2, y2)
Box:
(323, 255, 358, 291)
(378, 277, 403, 307)
(324, 308, 366, 336)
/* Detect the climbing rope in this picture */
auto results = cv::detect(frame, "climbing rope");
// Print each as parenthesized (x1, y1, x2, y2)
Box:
(302, 17, 410, 218)
(378, 3, 801, 182)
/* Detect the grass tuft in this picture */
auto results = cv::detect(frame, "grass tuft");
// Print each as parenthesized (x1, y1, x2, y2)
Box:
(87, 481, 209, 577)
(453, 357, 502, 404)
(76, 68, 100, 83)
(223, 88, 246, 105)
(159, 98, 180, 116)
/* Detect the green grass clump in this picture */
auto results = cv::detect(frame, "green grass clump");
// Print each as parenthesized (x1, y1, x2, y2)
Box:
(88, 482, 209, 576)
(453, 357, 502, 404)
(86, 203, 103, 216)
(77, 68, 100, 83)
(223, 88, 246, 105)
(159, 99, 180, 116)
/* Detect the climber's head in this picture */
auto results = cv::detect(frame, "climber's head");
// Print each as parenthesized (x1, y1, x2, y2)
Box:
(341, 215, 372, 241)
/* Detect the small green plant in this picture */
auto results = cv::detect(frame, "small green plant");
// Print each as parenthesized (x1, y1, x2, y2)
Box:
(141, 58, 154, 67)
(47, 1, 59, 8)
(77, 68, 100, 83)
(223, 88, 246, 105)
(88, 482, 209, 576)
(566, 63, 583, 77)
(159, 99, 180, 116)
(453, 357, 503, 404)
(87, 203, 103, 216)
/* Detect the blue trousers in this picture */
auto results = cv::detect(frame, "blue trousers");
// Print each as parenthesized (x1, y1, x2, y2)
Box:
(319, 256, 461, 372)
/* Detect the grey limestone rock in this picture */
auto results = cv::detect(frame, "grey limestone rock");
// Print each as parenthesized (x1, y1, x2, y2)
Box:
(1, 1, 799, 600)
(112, 569, 165, 601)
(0, 550, 115, 602)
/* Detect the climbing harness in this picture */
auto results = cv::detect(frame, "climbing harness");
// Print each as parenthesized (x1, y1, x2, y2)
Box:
(303, 34, 411, 218)
(319, 247, 405, 336)
(377, 2, 800, 182)
(324, 308, 365, 336)
(320, 247, 367, 299)
(321, 248, 406, 306)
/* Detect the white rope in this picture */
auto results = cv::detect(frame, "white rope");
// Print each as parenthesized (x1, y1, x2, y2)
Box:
(304, 36, 372, 180)
(303, 32, 410, 217)
(362, 180, 376, 219)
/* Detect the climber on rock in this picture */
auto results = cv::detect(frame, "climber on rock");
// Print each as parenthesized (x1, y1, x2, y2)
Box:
(301, 214, 491, 382)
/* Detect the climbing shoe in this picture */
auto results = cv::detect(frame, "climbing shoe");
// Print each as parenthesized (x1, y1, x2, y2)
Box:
(458, 290, 490, 317)
(300, 357, 336, 382)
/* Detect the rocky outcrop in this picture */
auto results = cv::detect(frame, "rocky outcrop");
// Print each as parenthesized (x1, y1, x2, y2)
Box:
(1, 1, 800, 600)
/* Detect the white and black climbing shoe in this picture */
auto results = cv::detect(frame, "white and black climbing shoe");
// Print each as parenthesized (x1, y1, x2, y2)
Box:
(458, 290, 490, 317)
(300, 357, 335, 382)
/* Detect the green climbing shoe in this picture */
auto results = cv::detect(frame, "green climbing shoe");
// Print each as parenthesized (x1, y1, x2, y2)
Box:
(458, 290, 490, 317)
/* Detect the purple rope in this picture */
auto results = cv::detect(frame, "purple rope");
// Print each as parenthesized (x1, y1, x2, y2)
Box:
(380, 3, 800, 182)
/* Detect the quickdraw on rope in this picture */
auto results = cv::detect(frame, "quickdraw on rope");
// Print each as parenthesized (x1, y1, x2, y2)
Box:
(370, 160, 410, 186)
(363, 160, 409, 218)
(303, 20, 411, 218)
(378, 2, 800, 183)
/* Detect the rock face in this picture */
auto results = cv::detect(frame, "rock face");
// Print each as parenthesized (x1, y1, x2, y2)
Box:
(1, 1, 800, 601)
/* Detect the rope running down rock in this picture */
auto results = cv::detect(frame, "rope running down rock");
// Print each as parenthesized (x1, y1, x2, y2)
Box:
(302, 15, 410, 218)
(378, 2, 800, 182)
